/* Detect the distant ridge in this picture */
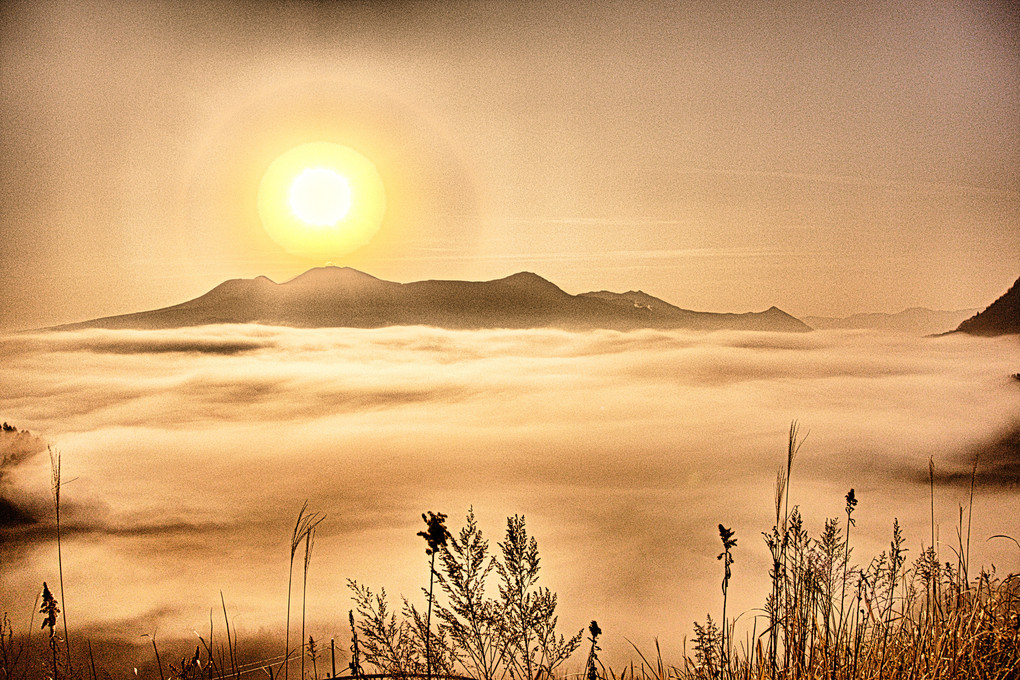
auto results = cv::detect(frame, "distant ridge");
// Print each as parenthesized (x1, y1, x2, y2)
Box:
(803, 307, 980, 335)
(579, 290, 808, 332)
(54, 267, 812, 333)
(953, 276, 1020, 336)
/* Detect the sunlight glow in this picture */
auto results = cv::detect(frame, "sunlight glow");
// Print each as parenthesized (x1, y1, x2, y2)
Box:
(288, 167, 352, 226)
(258, 143, 386, 258)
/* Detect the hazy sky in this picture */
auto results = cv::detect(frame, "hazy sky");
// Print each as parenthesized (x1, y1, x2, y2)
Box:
(2, 0, 1018, 330)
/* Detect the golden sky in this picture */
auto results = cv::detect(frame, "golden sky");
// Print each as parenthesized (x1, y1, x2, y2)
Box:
(1, 0, 1018, 330)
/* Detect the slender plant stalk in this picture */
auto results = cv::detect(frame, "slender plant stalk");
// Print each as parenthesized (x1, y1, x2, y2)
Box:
(426, 549, 436, 680)
(965, 455, 978, 586)
(929, 456, 939, 627)
(40, 583, 59, 680)
(348, 610, 363, 679)
(196, 610, 221, 680)
(301, 532, 310, 680)
(149, 633, 165, 680)
(832, 489, 856, 680)
(850, 582, 863, 680)
(782, 422, 803, 677)
(583, 621, 601, 680)
(770, 468, 785, 680)
(309, 636, 318, 680)
(301, 523, 320, 680)
(49, 447, 71, 675)
(222, 592, 238, 680)
(285, 503, 322, 680)
(285, 504, 306, 680)
(418, 512, 450, 680)
(718, 525, 737, 680)
(87, 638, 97, 680)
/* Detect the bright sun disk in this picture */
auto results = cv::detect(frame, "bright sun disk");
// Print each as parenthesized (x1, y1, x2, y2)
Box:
(288, 167, 352, 226)
(257, 142, 387, 258)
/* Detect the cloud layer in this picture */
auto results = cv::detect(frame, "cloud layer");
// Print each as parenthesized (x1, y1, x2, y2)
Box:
(1, 325, 1018, 663)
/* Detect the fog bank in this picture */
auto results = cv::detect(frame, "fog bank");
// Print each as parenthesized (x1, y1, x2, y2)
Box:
(1, 325, 1018, 665)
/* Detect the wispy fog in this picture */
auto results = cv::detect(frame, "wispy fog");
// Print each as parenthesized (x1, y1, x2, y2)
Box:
(1, 326, 1018, 663)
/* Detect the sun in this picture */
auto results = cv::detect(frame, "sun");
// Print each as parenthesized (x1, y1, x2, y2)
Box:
(257, 142, 386, 258)
(288, 167, 352, 226)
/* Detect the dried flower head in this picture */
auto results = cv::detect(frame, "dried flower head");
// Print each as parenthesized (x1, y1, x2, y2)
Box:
(417, 511, 451, 556)
(718, 524, 737, 554)
(40, 582, 60, 634)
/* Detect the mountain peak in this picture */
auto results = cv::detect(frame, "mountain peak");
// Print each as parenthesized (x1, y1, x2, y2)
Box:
(286, 266, 382, 286)
(955, 276, 1020, 336)
(490, 272, 569, 297)
(501, 271, 554, 284)
(206, 275, 276, 295)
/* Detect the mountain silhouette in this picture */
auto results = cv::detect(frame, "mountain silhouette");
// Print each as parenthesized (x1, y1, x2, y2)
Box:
(803, 307, 980, 335)
(55, 267, 812, 333)
(954, 276, 1020, 336)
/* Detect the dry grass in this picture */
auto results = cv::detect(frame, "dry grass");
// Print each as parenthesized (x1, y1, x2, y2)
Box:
(625, 427, 1020, 680)
(2, 429, 1018, 680)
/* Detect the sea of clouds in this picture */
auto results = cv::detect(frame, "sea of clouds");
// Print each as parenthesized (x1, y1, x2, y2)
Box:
(1, 325, 1018, 664)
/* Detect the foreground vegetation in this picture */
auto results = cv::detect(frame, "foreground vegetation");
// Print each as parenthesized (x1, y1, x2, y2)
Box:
(1, 423, 1018, 680)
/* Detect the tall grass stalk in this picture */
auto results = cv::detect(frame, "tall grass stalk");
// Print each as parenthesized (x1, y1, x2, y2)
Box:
(964, 455, 978, 586)
(40, 583, 59, 680)
(928, 457, 940, 627)
(717, 525, 736, 679)
(418, 512, 451, 680)
(285, 503, 322, 680)
(831, 489, 856, 680)
(584, 621, 602, 680)
(145, 632, 164, 680)
(782, 422, 803, 676)
(87, 638, 97, 680)
(764, 423, 803, 680)
(48, 447, 71, 675)
(308, 636, 318, 680)
(301, 518, 323, 680)
(347, 610, 363, 679)
(221, 592, 239, 680)
(195, 610, 222, 680)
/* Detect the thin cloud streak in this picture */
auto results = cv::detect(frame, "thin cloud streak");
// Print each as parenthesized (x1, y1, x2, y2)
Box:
(669, 166, 1020, 198)
(371, 247, 784, 267)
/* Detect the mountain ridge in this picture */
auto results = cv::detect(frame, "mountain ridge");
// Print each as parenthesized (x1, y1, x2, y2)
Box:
(803, 307, 981, 335)
(953, 276, 1020, 336)
(52, 267, 813, 333)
